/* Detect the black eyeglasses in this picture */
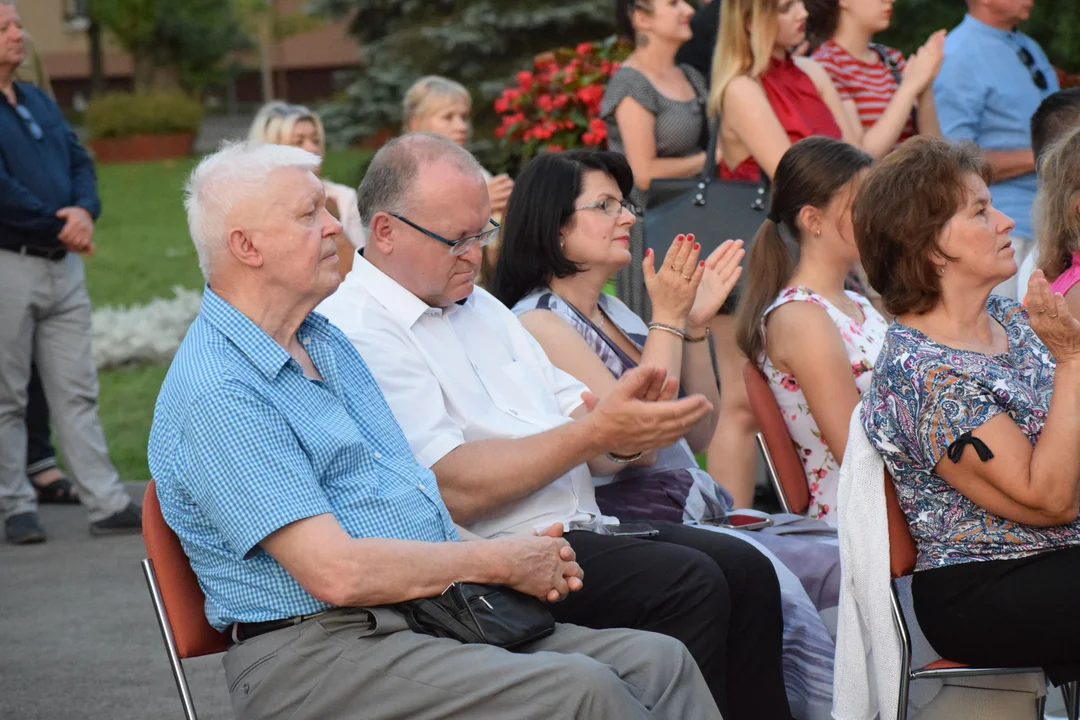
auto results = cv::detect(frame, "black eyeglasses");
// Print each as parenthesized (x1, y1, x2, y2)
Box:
(389, 213, 500, 257)
(574, 196, 641, 219)
(1017, 47, 1049, 91)
(14, 104, 43, 141)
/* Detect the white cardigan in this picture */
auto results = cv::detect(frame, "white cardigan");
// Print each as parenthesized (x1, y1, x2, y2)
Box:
(833, 403, 943, 720)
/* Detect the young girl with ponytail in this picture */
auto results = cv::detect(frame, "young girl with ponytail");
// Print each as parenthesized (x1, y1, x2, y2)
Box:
(735, 137, 884, 524)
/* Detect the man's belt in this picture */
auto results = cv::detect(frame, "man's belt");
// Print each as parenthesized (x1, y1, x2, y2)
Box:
(230, 610, 328, 643)
(0, 245, 67, 261)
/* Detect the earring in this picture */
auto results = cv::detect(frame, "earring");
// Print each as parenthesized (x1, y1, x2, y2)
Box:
(938, 266, 945, 276)
(814, 230, 821, 237)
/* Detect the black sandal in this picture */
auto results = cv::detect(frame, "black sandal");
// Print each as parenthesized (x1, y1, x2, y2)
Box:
(31, 476, 80, 504)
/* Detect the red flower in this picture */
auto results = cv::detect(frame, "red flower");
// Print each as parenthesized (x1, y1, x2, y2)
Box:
(536, 94, 554, 112)
(575, 84, 604, 106)
(517, 70, 534, 91)
(576, 42, 594, 56)
(553, 93, 569, 109)
(582, 119, 608, 147)
(494, 97, 509, 114)
(494, 125, 507, 139)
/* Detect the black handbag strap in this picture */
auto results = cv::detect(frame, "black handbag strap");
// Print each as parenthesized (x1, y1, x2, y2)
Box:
(870, 43, 919, 134)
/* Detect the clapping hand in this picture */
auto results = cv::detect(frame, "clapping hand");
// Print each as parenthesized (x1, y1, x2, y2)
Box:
(644, 234, 704, 326)
(902, 30, 946, 96)
(1027, 270, 1080, 365)
(687, 240, 744, 330)
(579, 366, 713, 458)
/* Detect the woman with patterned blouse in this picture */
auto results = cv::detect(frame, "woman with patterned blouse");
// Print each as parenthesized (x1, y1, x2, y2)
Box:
(735, 137, 885, 525)
(857, 136, 1080, 685)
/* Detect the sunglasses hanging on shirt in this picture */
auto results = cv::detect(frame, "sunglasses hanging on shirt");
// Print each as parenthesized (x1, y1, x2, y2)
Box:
(1017, 46, 1049, 91)
(14, 104, 44, 141)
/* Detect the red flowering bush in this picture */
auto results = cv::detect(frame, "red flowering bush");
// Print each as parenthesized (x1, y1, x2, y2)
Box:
(494, 35, 631, 163)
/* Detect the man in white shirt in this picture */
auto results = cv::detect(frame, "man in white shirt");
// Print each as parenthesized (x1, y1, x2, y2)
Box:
(317, 132, 792, 719)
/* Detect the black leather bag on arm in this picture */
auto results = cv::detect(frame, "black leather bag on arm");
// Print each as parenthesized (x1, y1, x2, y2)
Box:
(643, 117, 770, 310)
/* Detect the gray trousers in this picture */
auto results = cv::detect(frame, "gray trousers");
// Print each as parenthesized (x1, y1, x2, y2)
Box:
(0, 251, 129, 522)
(223, 608, 722, 720)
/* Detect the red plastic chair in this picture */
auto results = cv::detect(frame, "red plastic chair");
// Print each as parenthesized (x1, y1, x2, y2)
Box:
(743, 363, 810, 514)
(882, 469, 1077, 720)
(141, 480, 230, 720)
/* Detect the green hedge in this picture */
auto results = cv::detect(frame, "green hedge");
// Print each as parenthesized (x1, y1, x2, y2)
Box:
(86, 91, 204, 140)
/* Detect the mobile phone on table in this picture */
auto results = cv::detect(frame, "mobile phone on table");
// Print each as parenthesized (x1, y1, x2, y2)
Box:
(605, 522, 660, 538)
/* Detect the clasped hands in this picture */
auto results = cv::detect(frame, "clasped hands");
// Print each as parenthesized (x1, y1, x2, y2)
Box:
(56, 206, 96, 255)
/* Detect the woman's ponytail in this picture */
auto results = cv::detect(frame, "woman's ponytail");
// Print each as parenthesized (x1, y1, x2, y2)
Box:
(735, 219, 796, 361)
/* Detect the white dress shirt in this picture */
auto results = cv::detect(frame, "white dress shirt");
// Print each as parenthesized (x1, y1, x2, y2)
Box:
(316, 256, 614, 538)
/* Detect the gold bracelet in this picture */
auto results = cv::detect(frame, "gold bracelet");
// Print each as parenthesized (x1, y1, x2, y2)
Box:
(647, 322, 685, 340)
(684, 326, 710, 343)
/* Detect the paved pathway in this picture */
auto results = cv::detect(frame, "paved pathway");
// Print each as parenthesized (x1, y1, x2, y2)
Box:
(0, 482, 230, 720)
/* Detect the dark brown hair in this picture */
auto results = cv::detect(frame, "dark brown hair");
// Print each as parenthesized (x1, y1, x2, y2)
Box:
(853, 136, 991, 316)
(735, 137, 873, 361)
(804, 0, 840, 51)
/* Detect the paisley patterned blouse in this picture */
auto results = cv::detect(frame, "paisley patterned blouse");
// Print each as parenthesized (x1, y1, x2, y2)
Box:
(761, 286, 888, 524)
(862, 295, 1080, 571)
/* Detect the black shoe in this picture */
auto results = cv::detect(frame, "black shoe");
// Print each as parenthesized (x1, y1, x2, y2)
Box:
(90, 502, 142, 536)
(5, 512, 46, 545)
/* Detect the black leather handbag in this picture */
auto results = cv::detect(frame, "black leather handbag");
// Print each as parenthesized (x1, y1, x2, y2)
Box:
(399, 582, 555, 651)
(643, 118, 770, 310)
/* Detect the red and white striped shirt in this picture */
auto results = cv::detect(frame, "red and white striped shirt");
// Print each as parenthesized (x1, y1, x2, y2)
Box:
(812, 40, 916, 143)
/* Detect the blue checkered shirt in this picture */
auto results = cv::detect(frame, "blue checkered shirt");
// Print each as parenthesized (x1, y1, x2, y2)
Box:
(149, 288, 459, 630)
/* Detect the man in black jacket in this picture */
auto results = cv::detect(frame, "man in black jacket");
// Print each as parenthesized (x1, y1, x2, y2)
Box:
(0, 0, 140, 544)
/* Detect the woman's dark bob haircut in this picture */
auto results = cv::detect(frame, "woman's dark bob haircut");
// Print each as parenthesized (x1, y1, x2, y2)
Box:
(854, 136, 991, 316)
(491, 148, 635, 309)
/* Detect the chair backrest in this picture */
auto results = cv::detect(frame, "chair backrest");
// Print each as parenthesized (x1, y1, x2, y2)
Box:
(742, 363, 811, 514)
(882, 469, 918, 579)
(142, 480, 230, 658)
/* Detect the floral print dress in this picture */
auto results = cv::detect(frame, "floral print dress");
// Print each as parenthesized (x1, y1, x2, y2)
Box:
(761, 286, 888, 524)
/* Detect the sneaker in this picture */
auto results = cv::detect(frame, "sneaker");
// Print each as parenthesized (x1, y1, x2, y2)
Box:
(90, 502, 142, 536)
(5, 512, 46, 545)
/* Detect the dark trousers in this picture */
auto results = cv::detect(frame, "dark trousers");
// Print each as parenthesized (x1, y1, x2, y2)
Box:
(25, 364, 56, 474)
(556, 521, 792, 720)
(912, 544, 1080, 686)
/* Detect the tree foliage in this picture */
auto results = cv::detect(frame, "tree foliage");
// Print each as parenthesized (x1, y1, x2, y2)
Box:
(312, 0, 614, 152)
(92, 0, 251, 93)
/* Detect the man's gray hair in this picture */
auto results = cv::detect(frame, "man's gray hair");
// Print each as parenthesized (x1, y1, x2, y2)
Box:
(357, 132, 485, 229)
(184, 140, 321, 280)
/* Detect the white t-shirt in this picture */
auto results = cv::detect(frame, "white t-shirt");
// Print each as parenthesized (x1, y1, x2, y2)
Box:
(316, 256, 613, 538)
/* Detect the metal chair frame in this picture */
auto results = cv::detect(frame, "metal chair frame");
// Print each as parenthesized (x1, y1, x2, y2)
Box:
(754, 431, 795, 514)
(142, 558, 202, 720)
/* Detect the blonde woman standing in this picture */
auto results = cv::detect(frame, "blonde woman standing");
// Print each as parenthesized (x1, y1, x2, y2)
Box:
(249, 102, 365, 277)
(706, 0, 858, 507)
(402, 76, 513, 284)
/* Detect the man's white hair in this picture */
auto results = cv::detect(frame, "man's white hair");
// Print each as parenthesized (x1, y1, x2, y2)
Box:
(184, 140, 321, 280)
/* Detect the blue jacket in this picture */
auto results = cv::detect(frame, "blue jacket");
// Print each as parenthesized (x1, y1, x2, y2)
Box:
(0, 82, 101, 252)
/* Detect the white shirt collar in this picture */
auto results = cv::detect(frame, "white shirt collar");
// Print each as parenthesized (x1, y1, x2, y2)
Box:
(347, 254, 471, 328)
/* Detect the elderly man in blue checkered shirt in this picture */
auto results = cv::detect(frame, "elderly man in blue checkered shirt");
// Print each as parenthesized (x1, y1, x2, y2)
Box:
(147, 141, 720, 720)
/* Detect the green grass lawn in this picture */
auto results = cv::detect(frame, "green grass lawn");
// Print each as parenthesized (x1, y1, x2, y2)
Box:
(87, 149, 369, 479)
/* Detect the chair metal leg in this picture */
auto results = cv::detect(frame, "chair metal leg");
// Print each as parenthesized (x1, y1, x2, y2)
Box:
(755, 432, 793, 514)
(142, 559, 199, 720)
(1036, 691, 1046, 719)
(889, 582, 913, 720)
(1064, 680, 1080, 720)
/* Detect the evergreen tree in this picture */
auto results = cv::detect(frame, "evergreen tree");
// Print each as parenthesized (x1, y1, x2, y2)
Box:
(312, 0, 615, 148)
